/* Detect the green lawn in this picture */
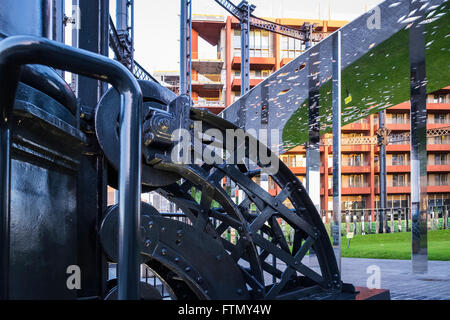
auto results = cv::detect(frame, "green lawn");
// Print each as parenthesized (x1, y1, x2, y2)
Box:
(341, 229, 450, 261)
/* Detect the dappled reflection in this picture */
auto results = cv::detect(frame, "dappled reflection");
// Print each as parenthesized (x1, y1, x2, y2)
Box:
(221, 0, 449, 154)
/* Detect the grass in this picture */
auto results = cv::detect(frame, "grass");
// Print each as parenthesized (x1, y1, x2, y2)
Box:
(341, 229, 450, 261)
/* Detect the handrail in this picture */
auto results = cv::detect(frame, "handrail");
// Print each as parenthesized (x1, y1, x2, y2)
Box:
(0, 35, 143, 300)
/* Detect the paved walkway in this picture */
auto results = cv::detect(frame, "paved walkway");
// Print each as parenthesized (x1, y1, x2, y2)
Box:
(338, 258, 450, 300)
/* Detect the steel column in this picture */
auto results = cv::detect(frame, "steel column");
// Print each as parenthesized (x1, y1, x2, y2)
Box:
(378, 110, 387, 233)
(239, 1, 251, 96)
(331, 31, 342, 272)
(306, 43, 321, 267)
(306, 45, 321, 213)
(116, 0, 129, 33)
(77, 0, 110, 104)
(180, 0, 192, 96)
(130, 0, 135, 72)
(0, 120, 10, 299)
(409, 2, 428, 274)
(0, 35, 143, 299)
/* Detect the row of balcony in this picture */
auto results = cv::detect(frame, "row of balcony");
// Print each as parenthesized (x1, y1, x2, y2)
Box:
(270, 185, 450, 197)
(288, 164, 450, 174)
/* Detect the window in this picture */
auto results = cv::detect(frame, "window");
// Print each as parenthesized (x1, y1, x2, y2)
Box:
(392, 154, 408, 166)
(392, 174, 408, 187)
(261, 70, 271, 77)
(433, 135, 450, 144)
(344, 154, 364, 166)
(435, 153, 447, 165)
(234, 30, 241, 49)
(346, 174, 366, 188)
(434, 94, 446, 103)
(342, 196, 366, 210)
(281, 36, 304, 59)
(244, 30, 270, 58)
(389, 113, 409, 124)
(434, 174, 448, 186)
(433, 113, 449, 124)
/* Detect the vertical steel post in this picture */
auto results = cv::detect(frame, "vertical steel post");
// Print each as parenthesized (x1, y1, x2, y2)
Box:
(306, 44, 321, 212)
(116, 0, 129, 34)
(130, 0, 135, 73)
(180, 0, 192, 96)
(239, 1, 251, 97)
(0, 119, 10, 299)
(409, 0, 428, 274)
(115, 0, 132, 70)
(331, 31, 342, 272)
(306, 43, 321, 267)
(378, 110, 387, 233)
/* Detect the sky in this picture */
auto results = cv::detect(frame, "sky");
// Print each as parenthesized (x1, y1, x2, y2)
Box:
(130, 0, 384, 73)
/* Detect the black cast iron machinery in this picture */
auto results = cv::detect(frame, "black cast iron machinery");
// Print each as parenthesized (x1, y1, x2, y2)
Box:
(0, 2, 355, 300)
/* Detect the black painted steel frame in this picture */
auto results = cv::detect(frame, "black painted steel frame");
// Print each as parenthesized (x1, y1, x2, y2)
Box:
(0, 35, 143, 299)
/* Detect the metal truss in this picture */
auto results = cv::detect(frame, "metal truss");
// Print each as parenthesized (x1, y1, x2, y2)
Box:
(108, 16, 158, 83)
(214, 0, 323, 43)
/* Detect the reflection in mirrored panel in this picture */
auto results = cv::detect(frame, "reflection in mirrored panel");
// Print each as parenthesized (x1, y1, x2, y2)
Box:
(222, 0, 449, 153)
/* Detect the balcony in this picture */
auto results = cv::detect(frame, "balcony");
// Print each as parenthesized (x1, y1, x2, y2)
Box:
(342, 119, 370, 132)
(341, 183, 371, 195)
(385, 165, 411, 173)
(388, 102, 450, 111)
(427, 103, 450, 111)
(192, 73, 223, 91)
(231, 56, 276, 70)
(427, 164, 450, 172)
(193, 98, 225, 115)
(386, 123, 410, 131)
(192, 56, 224, 75)
(231, 78, 263, 91)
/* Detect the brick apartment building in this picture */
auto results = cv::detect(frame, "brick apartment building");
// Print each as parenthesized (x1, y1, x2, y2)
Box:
(154, 14, 450, 214)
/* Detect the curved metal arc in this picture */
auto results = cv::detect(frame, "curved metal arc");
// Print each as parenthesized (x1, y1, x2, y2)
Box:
(191, 108, 343, 295)
(0, 35, 142, 300)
